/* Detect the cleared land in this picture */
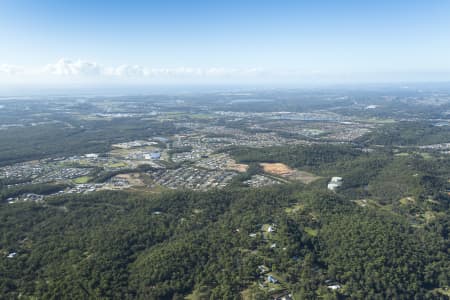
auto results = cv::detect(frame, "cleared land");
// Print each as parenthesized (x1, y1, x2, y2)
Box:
(116, 173, 145, 186)
(260, 163, 320, 184)
(227, 161, 248, 173)
(260, 163, 293, 176)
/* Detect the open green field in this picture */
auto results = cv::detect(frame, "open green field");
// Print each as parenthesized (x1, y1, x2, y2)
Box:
(304, 227, 318, 237)
(185, 285, 211, 300)
(106, 162, 128, 168)
(73, 176, 92, 184)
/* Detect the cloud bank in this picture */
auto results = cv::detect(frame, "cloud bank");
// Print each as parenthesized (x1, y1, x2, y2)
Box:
(43, 59, 103, 76)
(2, 58, 448, 87)
(0, 58, 269, 84)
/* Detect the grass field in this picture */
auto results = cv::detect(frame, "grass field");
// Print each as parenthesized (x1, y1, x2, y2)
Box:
(73, 176, 92, 184)
(304, 227, 318, 237)
(399, 196, 415, 205)
(285, 203, 305, 214)
(185, 285, 211, 300)
(107, 162, 128, 168)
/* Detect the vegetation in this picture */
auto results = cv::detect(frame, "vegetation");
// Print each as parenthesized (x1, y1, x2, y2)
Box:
(1, 164, 449, 299)
(0, 118, 178, 166)
(0, 183, 67, 202)
(1, 95, 450, 299)
(228, 144, 362, 172)
(357, 121, 450, 146)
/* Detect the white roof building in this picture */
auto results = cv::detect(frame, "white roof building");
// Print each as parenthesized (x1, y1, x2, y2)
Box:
(330, 177, 343, 183)
(327, 284, 341, 290)
(328, 177, 343, 191)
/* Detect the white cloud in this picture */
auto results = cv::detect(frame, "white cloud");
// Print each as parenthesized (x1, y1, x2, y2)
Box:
(0, 58, 326, 85)
(43, 59, 103, 76)
(0, 58, 278, 82)
(2, 58, 449, 87)
(0, 64, 25, 75)
(36, 59, 267, 80)
(108, 64, 149, 77)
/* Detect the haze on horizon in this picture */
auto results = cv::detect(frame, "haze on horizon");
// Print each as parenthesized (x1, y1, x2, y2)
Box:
(1, 0, 450, 88)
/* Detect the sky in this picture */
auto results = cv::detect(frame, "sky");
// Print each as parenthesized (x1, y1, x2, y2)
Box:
(0, 0, 450, 87)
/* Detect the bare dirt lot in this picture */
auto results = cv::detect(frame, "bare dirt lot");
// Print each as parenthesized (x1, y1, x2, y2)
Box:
(260, 163, 294, 176)
(227, 162, 249, 173)
(116, 173, 145, 186)
(260, 163, 320, 184)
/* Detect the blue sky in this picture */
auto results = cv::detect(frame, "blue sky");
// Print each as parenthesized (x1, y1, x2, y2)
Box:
(1, 0, 450, 85)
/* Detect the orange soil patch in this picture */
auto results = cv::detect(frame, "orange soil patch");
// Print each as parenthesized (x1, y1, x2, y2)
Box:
(260, 163, 320, 184)
(227, 162, 249, 173)
(260, 163, 294, 176)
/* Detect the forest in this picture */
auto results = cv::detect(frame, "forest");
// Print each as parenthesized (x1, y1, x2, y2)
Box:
(356, 121, 450, 146)
(0, 118, 179, 167)
(1, 141, 449, 299)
